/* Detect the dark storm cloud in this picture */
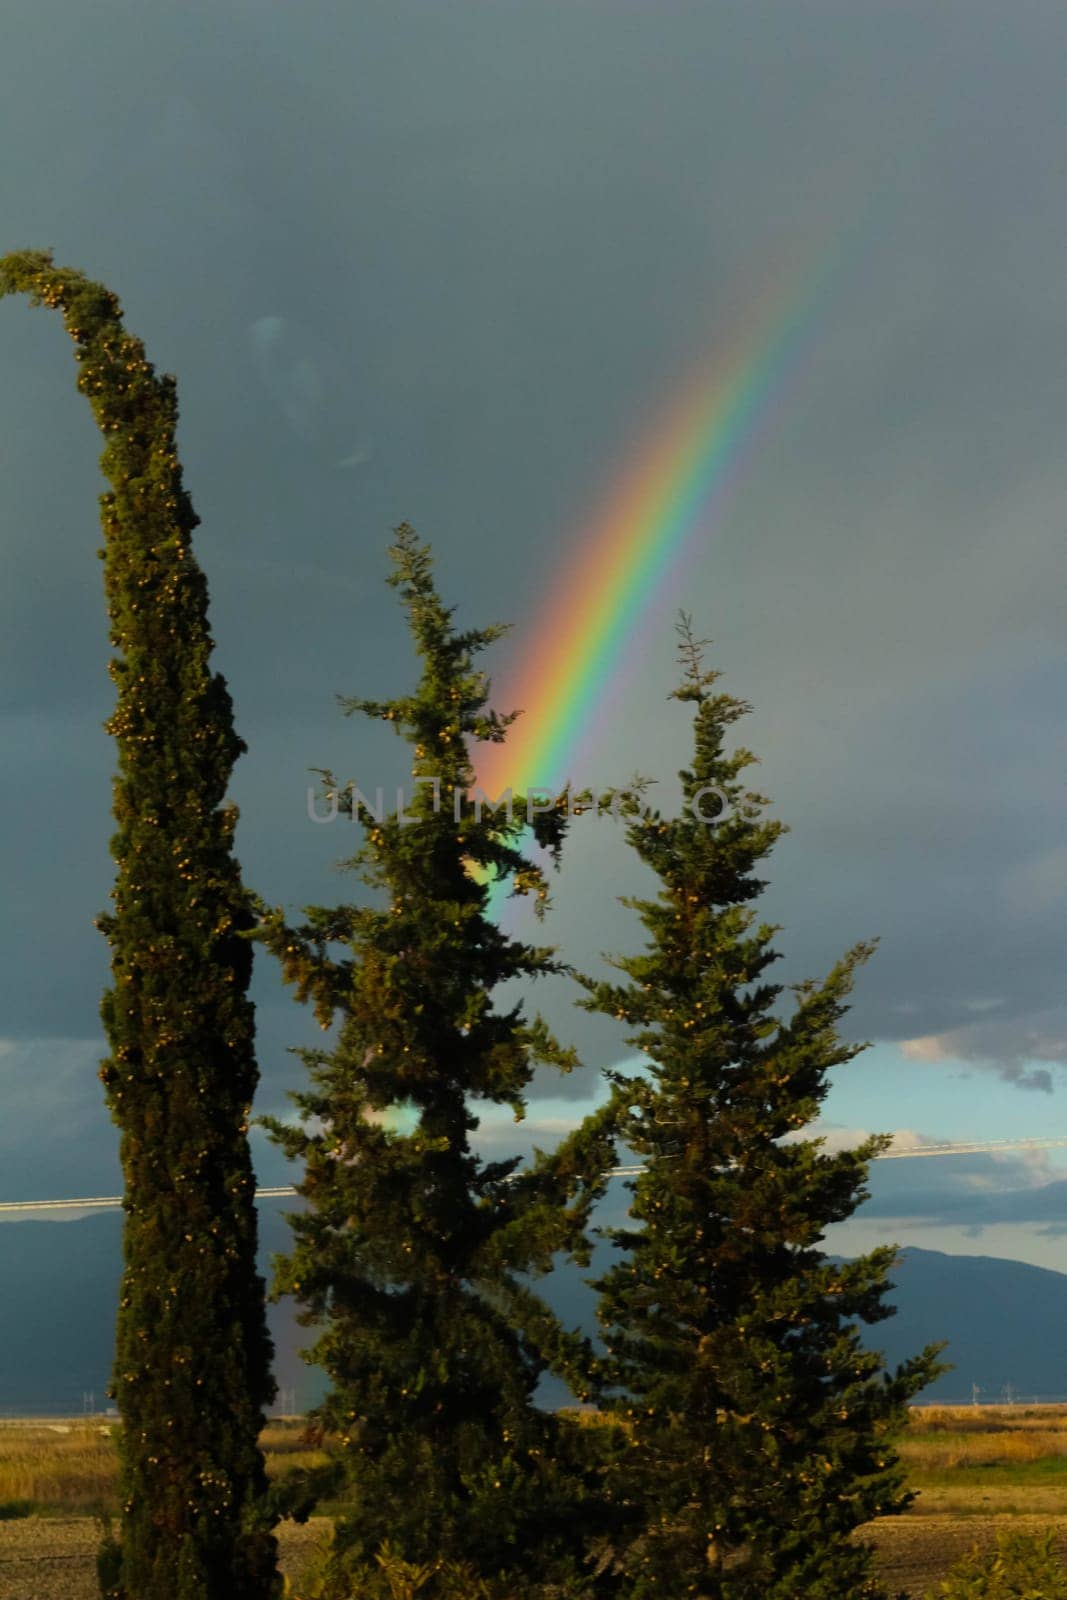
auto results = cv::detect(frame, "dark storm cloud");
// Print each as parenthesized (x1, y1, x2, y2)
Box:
(0, 1039, 119, 1202)
(248, 314, 373, 470)
(1, 0, 1066, 1210)
(903, 1018, 1066, 1095)
(859, 1151, 1067, 1233)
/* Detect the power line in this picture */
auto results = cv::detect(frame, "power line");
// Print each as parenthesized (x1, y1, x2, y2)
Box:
(0, 1178, 638, 1215)
(879, 1136, 1067, 1160)
(3, 1135, 1065, 1215)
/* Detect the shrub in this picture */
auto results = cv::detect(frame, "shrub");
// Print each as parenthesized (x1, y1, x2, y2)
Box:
(928, 1529, 1067, 1598)
(284, 1534, 600, 1600)
(0, 1500, 34, 1520)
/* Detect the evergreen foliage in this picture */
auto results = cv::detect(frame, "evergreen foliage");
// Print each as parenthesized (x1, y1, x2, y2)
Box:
(257, 526, 622, 1599)
(577, 617, 946, 1599)
(0, 251, 279, 1600)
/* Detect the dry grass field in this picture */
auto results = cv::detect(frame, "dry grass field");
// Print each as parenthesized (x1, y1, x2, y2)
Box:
(4, 1408, 1067, 1596)
(0, 1514, 331, 1600)
(0, 1419, 325, 1516)
(0, 1420, 330, 1600)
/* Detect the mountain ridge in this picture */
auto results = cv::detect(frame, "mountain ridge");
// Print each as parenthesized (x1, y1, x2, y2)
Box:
(1, 1211, 1063, 1412)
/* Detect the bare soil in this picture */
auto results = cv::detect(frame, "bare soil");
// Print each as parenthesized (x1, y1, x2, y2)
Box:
(861, 1514, 1067, 1597)
(5, 1513, 1067, 1598)
(0, 1516, 328, 1600)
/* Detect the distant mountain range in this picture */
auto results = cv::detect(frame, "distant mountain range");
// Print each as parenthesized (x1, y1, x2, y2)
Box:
(0, 1202, 312, 1416)
(534, 1240, 1067, 1408)
(1, 1205, 1064, 1412)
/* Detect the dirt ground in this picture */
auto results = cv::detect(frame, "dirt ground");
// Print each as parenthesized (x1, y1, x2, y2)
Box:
(863, 1514, 1067, 1596)
(5, 1512, 1067, 1598)
(0, 1516, 329, 1600)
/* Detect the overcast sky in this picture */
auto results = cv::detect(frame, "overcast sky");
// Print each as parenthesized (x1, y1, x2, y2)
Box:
(2, 0, 1066, 1269)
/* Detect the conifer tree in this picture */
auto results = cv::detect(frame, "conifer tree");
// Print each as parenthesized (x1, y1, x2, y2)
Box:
(256, 525, 624, 1600)
(578, 618, 945, 1600)
(0, 252, 278, 1600)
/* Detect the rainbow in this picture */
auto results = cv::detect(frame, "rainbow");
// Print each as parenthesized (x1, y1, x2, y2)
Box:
(474, 241, 842, 853)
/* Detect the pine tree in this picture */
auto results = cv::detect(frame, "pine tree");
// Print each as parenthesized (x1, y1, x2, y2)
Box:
(578, 617, 945, 1600)
(0, 251, 279, 1600)
(256, 526, 622, 1599)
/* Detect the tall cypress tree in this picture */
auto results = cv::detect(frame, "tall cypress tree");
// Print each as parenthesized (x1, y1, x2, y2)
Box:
(0, 252, 279, 1600)
(256, 525, 622, 1600)
(578, 618, 945, 1600)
